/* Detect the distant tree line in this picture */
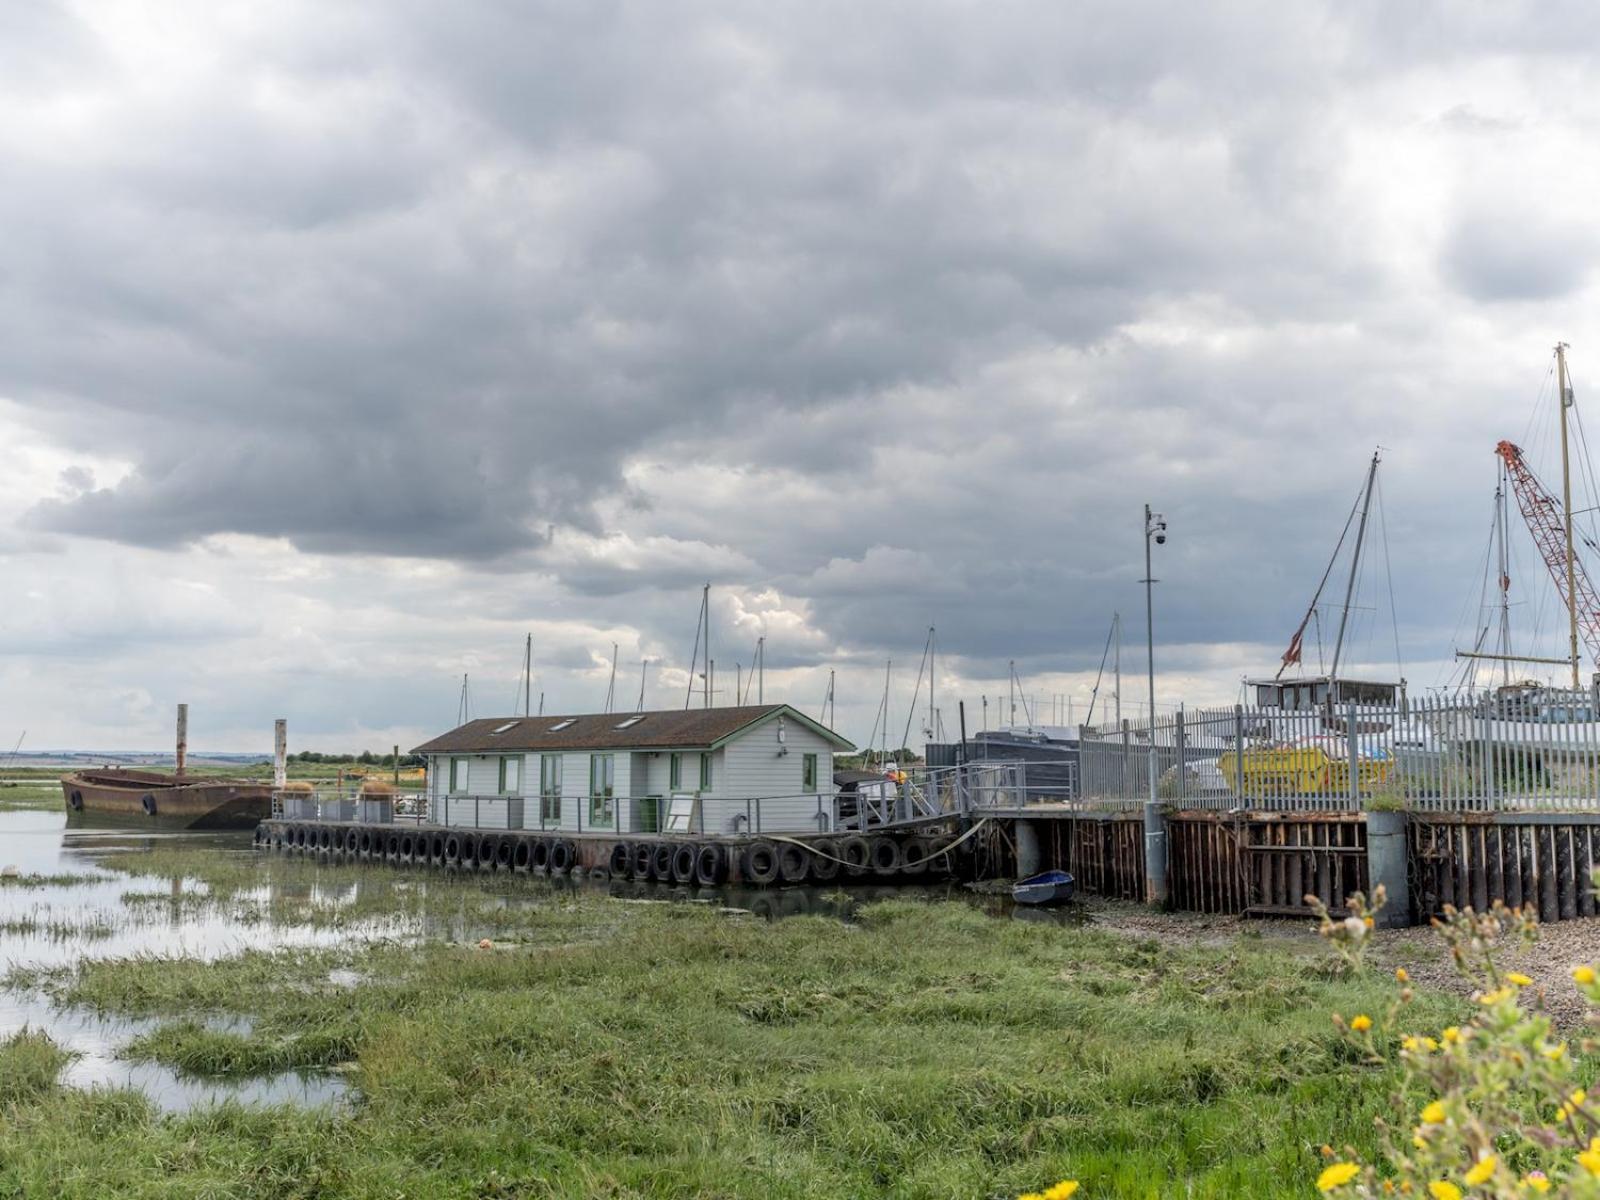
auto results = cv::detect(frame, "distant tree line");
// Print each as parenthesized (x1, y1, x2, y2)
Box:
(289, 751, 425, 767)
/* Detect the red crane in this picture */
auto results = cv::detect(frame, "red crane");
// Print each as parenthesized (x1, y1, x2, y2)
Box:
(1494, 438, 1600, 674)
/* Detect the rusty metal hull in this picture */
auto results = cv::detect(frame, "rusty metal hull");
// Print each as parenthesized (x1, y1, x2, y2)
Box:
(60, 769, 270, 830)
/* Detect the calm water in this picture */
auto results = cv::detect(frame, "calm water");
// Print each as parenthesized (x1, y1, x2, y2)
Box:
(0, 807, 1072, 1111)
(0, 809, 351, 1111)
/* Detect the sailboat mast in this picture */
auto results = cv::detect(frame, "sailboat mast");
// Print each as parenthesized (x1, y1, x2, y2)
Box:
(1114, 612, 1122, 725)
(1558, 342, 1580, 688)
(1329, 450, 1380, 681)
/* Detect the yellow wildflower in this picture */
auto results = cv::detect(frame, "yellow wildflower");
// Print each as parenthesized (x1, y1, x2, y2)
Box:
(1019, 1193, 1044, 1200)
(1544, 1042, 1569, 1061)
(1579, 1149, 1600, 1177)
(1478, 987, 1514, 1005)
(1043, 1185, 1079, 1200)
(1420, 1100, 1446, 1124)
(1576, 965, 1597, 985)
(1507, 972, 1533, 986)
(1413, 1134, 1428, 1150)
(1423, 1037, 1440, 1051)
(1350, 1014, 1373, 1032)
(1396, 967, 1409, 982)
(1464, 1157, 1495, 1186)
(1364, 916, 1375, 929)
(1524, 1172, 1551, 1193)
(1441, 1027, 1460, 1044)
(1401, 1036, 1420, 1052)
(1573, 1089, 1588, 1107)
(1317, 1163, 1361, 1192)
(1428, 1183, 1462, 1200)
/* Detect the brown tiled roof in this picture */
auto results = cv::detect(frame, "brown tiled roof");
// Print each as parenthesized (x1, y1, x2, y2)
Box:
(411, 704, 852, 755)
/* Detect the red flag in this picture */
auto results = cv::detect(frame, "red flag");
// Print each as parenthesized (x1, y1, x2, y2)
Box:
(1281, 629, 1303, 669)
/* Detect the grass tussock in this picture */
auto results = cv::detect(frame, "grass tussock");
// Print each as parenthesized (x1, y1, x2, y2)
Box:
(0, 1029, 72, 1106)
(0, 843, 1474, 1198)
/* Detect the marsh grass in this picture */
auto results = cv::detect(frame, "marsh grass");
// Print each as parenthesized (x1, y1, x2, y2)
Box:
(0, 1029, 72, 1106)
(0, 843, 1473, 1199)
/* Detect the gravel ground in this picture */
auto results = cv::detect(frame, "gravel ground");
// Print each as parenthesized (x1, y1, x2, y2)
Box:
(1371, 915, 1600, 1029)
(1076, 898, 1600, 1027)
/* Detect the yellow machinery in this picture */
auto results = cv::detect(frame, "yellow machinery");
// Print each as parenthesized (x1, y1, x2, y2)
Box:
(1217, 742, 1394, 798)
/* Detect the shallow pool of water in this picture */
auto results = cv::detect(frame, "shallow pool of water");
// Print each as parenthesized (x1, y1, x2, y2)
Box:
(0, 809, 359, 1112)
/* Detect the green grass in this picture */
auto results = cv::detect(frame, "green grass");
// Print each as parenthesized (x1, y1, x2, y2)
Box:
(0, 841, 1472, 1198)
(0, 1029, 73, 1106)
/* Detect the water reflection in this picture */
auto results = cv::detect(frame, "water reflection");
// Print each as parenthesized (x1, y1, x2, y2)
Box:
(0, 810, 353, 1112)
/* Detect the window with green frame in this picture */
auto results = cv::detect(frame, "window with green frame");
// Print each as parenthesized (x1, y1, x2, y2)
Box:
(539, 755, 562, 822)
(498, 756, 521, 795)
(449, 758, 465, 794)
(669, 752, 682, 791)
(589, 754, 615, 827)
(698, 752, 712, 792)
(802, 752, 818, 792)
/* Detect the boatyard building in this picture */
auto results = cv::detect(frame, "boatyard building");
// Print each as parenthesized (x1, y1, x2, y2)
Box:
(412, 704, 854, 835)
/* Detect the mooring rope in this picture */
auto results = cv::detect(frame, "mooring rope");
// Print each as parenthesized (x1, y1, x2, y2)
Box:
(765, 818, 991, 870)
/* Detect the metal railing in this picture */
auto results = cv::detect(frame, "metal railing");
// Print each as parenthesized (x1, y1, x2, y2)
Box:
(1076, 689, 1600, 813)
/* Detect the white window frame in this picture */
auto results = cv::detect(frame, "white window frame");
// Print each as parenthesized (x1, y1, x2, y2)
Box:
(540, 755, 562, 822)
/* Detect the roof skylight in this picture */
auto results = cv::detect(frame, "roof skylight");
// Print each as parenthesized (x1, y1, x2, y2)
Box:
(547, 719, 576, 731)
(491, 721, 520, 734)
(614, 715, 645, 729)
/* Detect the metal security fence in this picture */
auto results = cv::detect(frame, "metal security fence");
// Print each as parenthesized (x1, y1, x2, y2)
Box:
(1077, 689, 1600, 813)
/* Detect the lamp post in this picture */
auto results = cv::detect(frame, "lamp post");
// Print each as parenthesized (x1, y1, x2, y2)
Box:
(1142, 503, 1168, 905)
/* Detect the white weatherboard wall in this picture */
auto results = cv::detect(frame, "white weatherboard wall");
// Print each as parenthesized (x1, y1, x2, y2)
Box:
(702, 717, 837, 834)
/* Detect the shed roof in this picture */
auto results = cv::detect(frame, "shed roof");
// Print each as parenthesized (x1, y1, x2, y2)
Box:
(411, 704, 853, 756)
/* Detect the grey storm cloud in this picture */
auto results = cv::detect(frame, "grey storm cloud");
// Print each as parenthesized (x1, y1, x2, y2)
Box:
(8, 0, 1600, 713)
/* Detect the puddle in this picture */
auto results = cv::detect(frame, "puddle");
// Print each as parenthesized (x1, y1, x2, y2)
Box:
(0, 810, 359, 1112)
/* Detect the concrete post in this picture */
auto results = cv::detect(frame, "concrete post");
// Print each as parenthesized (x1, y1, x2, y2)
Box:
(175, 703, 188, 775)
(1365, 810, 1410, 927)
(273, 719, 287, 791)
(1015, 819, 1042, 879)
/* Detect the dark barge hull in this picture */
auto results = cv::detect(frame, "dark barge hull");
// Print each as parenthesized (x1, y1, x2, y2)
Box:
(61, 769, 271, 830)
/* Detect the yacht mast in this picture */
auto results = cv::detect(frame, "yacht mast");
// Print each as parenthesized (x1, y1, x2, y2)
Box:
(1328, 450, 1380, 682)
(1558, 342, 1580, 688)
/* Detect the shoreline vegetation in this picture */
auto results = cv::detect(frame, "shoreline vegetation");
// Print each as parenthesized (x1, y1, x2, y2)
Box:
(0, 842, 1470, 1198)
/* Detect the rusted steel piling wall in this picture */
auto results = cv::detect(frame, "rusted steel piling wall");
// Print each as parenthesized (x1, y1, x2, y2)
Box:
(1409, 814, 1600, 925)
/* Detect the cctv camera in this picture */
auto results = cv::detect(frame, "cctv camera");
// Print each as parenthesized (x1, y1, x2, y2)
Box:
(1155, 533, 1166, 544)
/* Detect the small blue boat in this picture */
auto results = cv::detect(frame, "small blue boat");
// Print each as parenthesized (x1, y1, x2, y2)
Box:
(1012, 869, 1075, 906)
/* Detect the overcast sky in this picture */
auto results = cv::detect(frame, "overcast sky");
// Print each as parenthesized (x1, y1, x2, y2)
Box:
(6, 1, 1600, 754)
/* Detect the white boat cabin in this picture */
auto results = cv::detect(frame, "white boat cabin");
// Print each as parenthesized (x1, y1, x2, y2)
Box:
(1249, 675, 1400, 712)
(412, 704, 854, 835)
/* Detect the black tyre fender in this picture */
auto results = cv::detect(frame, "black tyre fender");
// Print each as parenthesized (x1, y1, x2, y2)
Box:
(141, 794, 157, 817)
(838, 835, 870, 876)
(513, 837, 532, 871)
(443, 834, 462, 864)
(67, 790, 84, 812)
(431, 834, 446, 864)
(868, 836, 902, 876)
(671, 842, 698, 884)
(777, 841, 811, 884)
(649, 842, 673, 881)
(632, 841, 654, 878)
(609, 841, 635, 878)
(458, 834, 479, 866)
(345, 829, 360, 854)
(399, 833, 415, 861)
(900, 835, 932, 877)
(531, 838, 551, 871)
(742, 840, 780, 886)
(808, 839, 841, 882)
(386, 832, 401, 859)
(495, 837, 515, 870)
(319, 828, 333, 852)
(549, 839, 574, 874)
(358, 830, 374, 857)
(694, 843, 728, 887)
